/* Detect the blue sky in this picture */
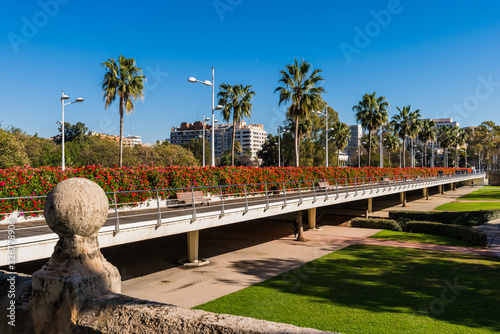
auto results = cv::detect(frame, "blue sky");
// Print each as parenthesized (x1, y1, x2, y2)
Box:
(1, 0, 500, 144)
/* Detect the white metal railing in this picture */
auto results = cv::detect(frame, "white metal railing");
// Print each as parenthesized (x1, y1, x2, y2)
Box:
(0, 171, 483, 237)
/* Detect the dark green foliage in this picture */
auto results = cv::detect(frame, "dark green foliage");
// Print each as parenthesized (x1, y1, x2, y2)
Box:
(350, 218, 403, 231)
(404, 221, 488, 246)
(389, 210, 500, 226)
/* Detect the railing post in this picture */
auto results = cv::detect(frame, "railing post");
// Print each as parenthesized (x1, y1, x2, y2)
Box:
(370, 177, 374, 193)
(243, 185, 249, 215)
(345, 178, 349, 197)
(190, 188, 197, 223)
(113, 192, 120, 236)
(376, 177, 380, 193)
(264, 183, 270, 211)
(219, 186, 225, 218)
(298, 182, 303, 205)
(282, 182, 288, 208)
(324, 179, 329, 201)
(362, 178, 366, 195)
(155, 191, 162, 229)
(312, 181, 317, 203)
(335, 180, 339, 199)
(383, 177, 386, 192)
(354, 177, 358, 196)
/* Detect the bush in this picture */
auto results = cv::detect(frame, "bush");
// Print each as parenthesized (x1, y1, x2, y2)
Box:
(403, 221, 488, 246)
(350, 218, 403, 231)
(389, 210, 500, 226)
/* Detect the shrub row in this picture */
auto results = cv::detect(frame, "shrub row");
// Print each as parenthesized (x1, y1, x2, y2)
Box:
(389, 210, 500, 226)
(350, 218, 403, 231)
(351, 218, 488, 246)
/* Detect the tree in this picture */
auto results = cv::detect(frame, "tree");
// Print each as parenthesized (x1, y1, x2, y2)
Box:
(352, 92, 389, 166)
(384, 134, 399, 167)
(218, 83, 255, 166)
(257, 134, 279, 167)
(331, 121, 351, 167)
(0, 130, 30, 168)
(275, 59, 325, 167)
(390, 105, 420, 167)
(182, 138, 211, 166)
(418, 119, 436, 167)
(101, 55, 146, 167)
(56, 122, 88, 143)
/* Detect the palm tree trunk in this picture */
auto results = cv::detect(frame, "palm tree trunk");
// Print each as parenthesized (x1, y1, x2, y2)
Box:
(337, 148, 340, 167)
(231, 117, 236, 166)
(295, 115, 300, 167)
(119, 97, 124, 168)
(455, 147, 459, 168)
(368, 130, 372, 167)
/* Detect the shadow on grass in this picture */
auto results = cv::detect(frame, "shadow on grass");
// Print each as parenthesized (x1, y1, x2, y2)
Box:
(221, 245, 500, 332)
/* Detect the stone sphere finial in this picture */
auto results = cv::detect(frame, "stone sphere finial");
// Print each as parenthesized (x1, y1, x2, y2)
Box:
(44, 178, 109, 237)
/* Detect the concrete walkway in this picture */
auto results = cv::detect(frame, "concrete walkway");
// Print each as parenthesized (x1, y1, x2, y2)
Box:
(118, 185, 500, 308)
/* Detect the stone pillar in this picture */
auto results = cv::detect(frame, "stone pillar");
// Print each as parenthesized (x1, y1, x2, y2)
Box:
(187, 230, 199, 263)
(296, 211, 306, 241)
(367, 198, 373, 213)
(425, 187, 429, 200)
(31, 178, 121, 334)
(438, 184, 444, 194)
(452, 182, 456, 191)
(307, 208, 316, 229)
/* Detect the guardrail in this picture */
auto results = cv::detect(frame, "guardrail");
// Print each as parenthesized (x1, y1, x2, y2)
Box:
(1, 171, 483, 237)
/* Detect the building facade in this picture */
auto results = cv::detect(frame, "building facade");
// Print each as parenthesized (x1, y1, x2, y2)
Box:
(170, 121, 267, 158)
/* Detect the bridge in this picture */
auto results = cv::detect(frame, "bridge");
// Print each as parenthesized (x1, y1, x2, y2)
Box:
(0, 172, 486, 266)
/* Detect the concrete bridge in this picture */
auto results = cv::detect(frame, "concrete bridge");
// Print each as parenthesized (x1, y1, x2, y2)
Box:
(0, 173, 486, 266)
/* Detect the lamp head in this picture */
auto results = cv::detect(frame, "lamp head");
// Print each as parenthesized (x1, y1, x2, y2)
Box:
(202, 80, 212, 86)
(187, 77, 197, 83)
(75, 97, 84, 103)
(215, 105, 224, 110)
(204, 118, 211, 122)
(61, 94, 70, 101)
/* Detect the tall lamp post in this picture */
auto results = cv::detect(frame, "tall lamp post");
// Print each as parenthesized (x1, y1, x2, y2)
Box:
(60, 90, 84, 171)
(188, 67, 223, 166)
(278, 126, 289, 167)
(201, 114, 210, 167)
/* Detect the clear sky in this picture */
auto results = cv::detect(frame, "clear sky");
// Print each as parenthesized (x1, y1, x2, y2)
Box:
(2, 0, 500, 144)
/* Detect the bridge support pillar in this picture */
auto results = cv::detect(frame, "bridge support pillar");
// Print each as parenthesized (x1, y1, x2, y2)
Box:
(439, 184, 444, 194)
(400, 192, 407, 207)
(187, 230, 199, 263)
(452, 182, 456, 191)
(425, 187, 429, 200)
(307, 208, 317, 229)
(367, 198, 373, 213)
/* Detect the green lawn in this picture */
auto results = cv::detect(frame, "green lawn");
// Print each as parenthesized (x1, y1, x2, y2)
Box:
(195, 245, 500, 334)
(369, 230, 477, 247)
(459, 186, 500, 201)
(435, 202, 500, 211)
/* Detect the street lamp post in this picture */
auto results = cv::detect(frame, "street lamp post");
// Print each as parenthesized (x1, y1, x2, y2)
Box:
(60, 90, 83, 171)
(188, 67, 223, 167)
(201, 114, 211, 167)
(278, 127, 289, 167)
(379, 125, 384, 168)
(358, 137, 361, 168)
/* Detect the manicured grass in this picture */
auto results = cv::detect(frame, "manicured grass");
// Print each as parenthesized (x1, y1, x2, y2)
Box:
(195, 245, 500, 334)
(435, 202, 500, 211)
(369, 230, 478, 247)
(459, 186, 500, 201)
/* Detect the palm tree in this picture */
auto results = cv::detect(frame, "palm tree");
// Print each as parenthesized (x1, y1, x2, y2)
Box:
(101, 55, 146, 167)
(418, 120, 436, 167)
(438, 126, 452, 167)
(331, 121, 351, 167)
(352, 92, 389, 166)
(384, 134, 399, 167)
(218, 83, 256, 166)
(275, 59, 325, 167)
(390, 105, 421, 168)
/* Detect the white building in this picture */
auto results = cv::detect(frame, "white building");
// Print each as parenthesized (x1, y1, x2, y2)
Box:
(170, 120, 267, 158)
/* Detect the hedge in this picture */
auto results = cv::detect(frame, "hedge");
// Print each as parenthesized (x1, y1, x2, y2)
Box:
(404, 221, 488, 246)
(350, 218, 403, 231)
(350, 218, 488, 246)
(389, 210, 500, 226)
